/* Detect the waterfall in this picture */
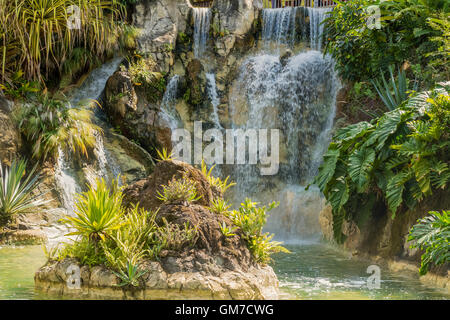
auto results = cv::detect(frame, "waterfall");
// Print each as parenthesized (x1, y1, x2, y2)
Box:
(307, 7, 332, 51)
(160, 75, 182, 137)
(54, 58, 123, 213)
(262, 7, 298, 45)
(193, 8, 211, 58)
(228, 50, 339, 240)
(205, 73, 222, 129)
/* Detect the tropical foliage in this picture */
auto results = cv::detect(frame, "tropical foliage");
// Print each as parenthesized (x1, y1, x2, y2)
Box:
(0, 0, 129, 88)
(62, 178, 124, 242)
(201, 160, 236, 194)
(0, 159, 45, 226)
(14, 94, 100, 160)
(225, 198, 289, 263)
(408, 210, 449, 275)
(324, 0, 449, 84)
(55, 177, 200, 286)
(156, 176, 202, 203)
(312, 83, 450, 242)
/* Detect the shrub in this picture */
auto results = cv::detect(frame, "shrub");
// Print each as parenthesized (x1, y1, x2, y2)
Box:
(157, 176, 201, 203)
(371, 66, 415, 111)
(14, 94, 100, 160)
(0, 0, 126, 85)
(0, 159, 45, 226)
(409, 210, 449, 275)
(312, 83, 450, 242)
(226, 198, 289, 263)
(201, 160, 236, 194)
(324, 0, 447, 83)
(209, 198, 231, 215)
(62, 178, 125, 242)
(126, 56, 166, 103)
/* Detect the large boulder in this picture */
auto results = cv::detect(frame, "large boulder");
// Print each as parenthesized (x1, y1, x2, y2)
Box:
(132, 0, 191, 73)
(35, 159, 280, 299)
(104, 69, 173, 152)
(123, 159, 221, 210)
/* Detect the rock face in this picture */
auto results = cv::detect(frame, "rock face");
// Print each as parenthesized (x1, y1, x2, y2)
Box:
(319, 189, 450, 261)
(133, 0, 191, 73)
(0, 96, 20, 165)
(104, 69, 173, 152)
(35, 160, 280, 299)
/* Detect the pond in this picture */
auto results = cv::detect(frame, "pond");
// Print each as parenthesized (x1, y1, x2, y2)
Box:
(0, 244, 448, 300)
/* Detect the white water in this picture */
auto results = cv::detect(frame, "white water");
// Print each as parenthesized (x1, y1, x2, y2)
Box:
(160, 75, 182, 138)
(193, 8, 211, 58)
(205, 73, 223, 129)
(262, 7, 298, 45)
(54, 58, 123, 213)
(217, 7, 338, 240)
(307, 7, 332, 51)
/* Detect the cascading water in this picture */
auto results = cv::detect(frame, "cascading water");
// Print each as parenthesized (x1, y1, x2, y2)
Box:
(228, 51, 339, 240)
(205, 73, 223, 129)
(160, 75, 182, 136)
(54, 58, 123, 214)
(193, 8, 211, 58)
(307, 7, 332, 51)
(224, 8, 339, 241)
(262, 7, 299, 45)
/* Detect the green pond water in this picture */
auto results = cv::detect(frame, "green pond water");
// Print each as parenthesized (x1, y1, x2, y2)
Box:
(0, 244, 448, 300)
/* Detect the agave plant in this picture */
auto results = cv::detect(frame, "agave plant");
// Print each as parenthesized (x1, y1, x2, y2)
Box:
(371, 65, 415, 111)
(63, 178, 124, 242)
(112, 261, 147, 287)
(0, 159, 45, 226)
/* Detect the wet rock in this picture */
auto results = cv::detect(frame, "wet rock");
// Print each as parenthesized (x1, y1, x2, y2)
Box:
(186, 59, 206, 106)
(104, 69, 173, 152)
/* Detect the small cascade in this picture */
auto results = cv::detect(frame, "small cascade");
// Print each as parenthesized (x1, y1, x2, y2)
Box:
(262, 7, 298, 45)
(227, 50, 339, 240)
(193, 8, 211, 58)
(54, 148, 81, 215)
(205, 73, 222, 129)
(160, 75, 182, 136)
(307, 7, 332, 51)
(54, 58, 123, 214)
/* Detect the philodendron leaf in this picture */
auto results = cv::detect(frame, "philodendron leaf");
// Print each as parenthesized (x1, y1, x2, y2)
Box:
(348, 147, 375, 192)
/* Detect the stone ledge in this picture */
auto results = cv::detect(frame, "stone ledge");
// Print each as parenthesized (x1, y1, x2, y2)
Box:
(35, 259, 279, 300)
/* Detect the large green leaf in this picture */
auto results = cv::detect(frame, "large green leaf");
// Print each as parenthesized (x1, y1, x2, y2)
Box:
(348, 147, 375, 192)
(328, 176, 349, 213)
(313, 146, 340, 191)
(334, 121, 372, 142)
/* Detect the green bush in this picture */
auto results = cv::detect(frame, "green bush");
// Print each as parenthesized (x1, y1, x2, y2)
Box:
(409, 210, 449, 275)
(324, 0, 448, 83)
(14, 94, 100, 161)
(62, 178, 125, 242)
(0, 0, 127, 86)
(157, 176, 201, 203)
(0, 159, 45, 226)
(126, 56, 166, 103)
(312, 83, 450, 242)
(225, 198, 289, 263)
